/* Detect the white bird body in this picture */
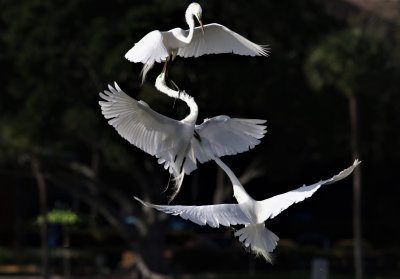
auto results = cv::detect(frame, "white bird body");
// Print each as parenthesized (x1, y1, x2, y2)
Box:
(99, 75, 267, 201)
(135, 158, 361, 262)
(125, 2, 269, 82)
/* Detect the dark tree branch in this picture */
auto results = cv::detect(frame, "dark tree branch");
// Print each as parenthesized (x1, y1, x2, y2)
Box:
(30, 154, 49, 279)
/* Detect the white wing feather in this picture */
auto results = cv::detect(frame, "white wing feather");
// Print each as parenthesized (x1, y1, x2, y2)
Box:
(177, 23, 269, 58)
(257, 160, 361, 222)
(125, 30, 169, 64)
(134, 197, 251, 228)
(99, 83, 184, 164)
(191, 116, 267, 163)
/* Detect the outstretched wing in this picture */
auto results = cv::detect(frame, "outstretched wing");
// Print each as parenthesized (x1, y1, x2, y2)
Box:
(177, 23, 269, 58)
(191, 116, 266, 163)
(257, 160, 361, 222)
(99, 83, 184, 161)
(125, 30, 169, 64)
(134, 197, 251, 228)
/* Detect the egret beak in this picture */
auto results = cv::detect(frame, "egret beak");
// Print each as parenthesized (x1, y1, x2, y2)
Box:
(197, 18, 205, 34)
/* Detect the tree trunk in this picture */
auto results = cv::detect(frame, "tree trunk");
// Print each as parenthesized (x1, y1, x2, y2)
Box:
(137, 220, 170, 275)
(31, 155, 49, 279)
(349, 94, 363, 279)
(63, 225, 71, 279)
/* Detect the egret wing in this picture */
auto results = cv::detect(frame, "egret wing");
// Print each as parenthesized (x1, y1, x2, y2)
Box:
(99, 83, 184, 160)
(191, 116, 266, 163)
(125, 30, 169, 64)
(177, 23, 269, 58)
(257, 160, 361, 222)
(134, 197, 251, 228)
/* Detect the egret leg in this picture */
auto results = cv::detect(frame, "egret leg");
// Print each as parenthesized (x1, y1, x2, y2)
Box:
(169, 79, 181, 91)
(162, 153, 178, 193)
(162, 173, 173, 193)
(168, 78, 182, 107)
(162, 59, 168, 74)
(162, 57, 183, 107)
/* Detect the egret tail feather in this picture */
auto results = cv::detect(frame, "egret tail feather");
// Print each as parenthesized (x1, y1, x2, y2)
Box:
(167, 171, 185, 203)
(234, 223, 279, 263)
(140, 62, 154, 84)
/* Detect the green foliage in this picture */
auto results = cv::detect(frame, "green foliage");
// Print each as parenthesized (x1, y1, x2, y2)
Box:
(36, 209, 79, 225)
(304, 27, 388, 97)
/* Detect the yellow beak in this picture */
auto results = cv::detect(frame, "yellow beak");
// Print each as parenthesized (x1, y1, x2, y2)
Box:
(198, 19, 205, 34)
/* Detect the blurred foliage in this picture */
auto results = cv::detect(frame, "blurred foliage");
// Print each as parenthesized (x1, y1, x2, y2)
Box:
(305, 27, 393, 97)
(36, 209, 79, 225)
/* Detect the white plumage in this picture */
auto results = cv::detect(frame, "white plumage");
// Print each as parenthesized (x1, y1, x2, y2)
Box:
(125, 2, 269, 82)
(99, 75, 266, 201)
(135, 158, 360, 262)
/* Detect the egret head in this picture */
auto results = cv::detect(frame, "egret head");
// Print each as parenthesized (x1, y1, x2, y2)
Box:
(187, 2, 204, 34)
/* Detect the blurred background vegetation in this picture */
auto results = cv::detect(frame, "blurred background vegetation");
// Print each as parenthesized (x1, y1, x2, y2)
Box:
(0, 0, 399, 278)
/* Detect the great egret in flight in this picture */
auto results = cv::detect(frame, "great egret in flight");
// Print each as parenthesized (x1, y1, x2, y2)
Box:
(125, 2, 269, 83)
(135, 158, 360, 262)
(98, 74, 266, 201)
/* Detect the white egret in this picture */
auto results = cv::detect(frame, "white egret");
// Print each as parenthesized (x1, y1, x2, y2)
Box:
(135, 158, 360, 262)
(98, 74, 266, 201)
(125, 2, 269, 83)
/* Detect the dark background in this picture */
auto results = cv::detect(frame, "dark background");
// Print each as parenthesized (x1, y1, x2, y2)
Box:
(0, 0, 399, 278)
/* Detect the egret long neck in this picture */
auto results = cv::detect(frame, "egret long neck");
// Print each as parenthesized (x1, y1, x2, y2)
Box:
(155, 74, 198, 124)
(178, 91, 198, 124)
(181, 12, 196, 44)
(213, 158, 253, 204)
